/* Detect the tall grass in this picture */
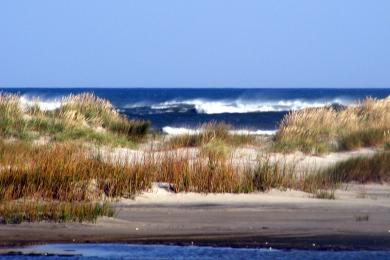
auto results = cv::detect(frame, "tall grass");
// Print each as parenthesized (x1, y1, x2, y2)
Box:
(0, 201, 113, 224)
(0, 141, 152, 202)
(319, 152, 390, 184)
(251, 156, 297, 192)
(166, 122, 255, 149)
(0, 140, 151, 223)
(275, 96, 390, 154)
(4, 136, 387, 223)
(0, 140, 298, 207)
(0, 92, 149, 146)
(296, 152, 390, 200)
(0, 93, 29, 140)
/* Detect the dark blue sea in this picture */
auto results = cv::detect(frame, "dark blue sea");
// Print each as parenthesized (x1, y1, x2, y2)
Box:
(1, 88, 389, 134)
(1, 243, 390, 259)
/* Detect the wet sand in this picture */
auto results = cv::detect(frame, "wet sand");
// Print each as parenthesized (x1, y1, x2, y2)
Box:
(1, 184, 390, 250)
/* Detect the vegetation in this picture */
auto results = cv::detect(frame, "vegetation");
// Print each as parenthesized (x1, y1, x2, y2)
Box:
(1, 92, 389, 224)
(0, 92, 150, 146)
(0, 139, 318, 223)
(0, 201, 113, 224)
(294, 152, 390, 200)
(0, 140, 151, 223)
(275, 96, 390, 154)
(166, 122, 255, 149)
(312, 190, 336, 200)
(250, 157, 296, 192)
(319, 152, 390, 184)
(355, 214, 369, 222)
(0, 141, 152, 202)
(2, 140, 388, 223)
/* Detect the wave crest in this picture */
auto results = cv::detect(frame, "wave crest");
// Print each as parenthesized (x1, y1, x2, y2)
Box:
(129, 98, 351, 114)
(20, 95, 62, 111)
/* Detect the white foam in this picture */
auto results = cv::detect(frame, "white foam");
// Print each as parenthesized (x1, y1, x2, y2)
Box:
(143, 98, 351, 114)
(162, 126, 276, 136)
(20, 95, 61, 111)
(162, 126, 202, 135)
(230, 129, 277, 135)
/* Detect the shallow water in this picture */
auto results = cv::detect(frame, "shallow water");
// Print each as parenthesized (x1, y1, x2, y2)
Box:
(1, 243, 390, 259)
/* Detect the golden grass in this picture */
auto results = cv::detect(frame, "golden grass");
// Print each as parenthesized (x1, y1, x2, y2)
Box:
(59, 93, 119, 128)
(0, 92, 149, 145)
(166, 122, 255, 149)
(275, 96, 390, 154)
(0, 139, 298, 203)
(5, 136, 377, 223)
(0, 141, 152, 202)
(0, 140, 150, 223)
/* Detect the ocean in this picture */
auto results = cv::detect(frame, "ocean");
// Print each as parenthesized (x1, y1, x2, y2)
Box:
(1, 88, 389, 134)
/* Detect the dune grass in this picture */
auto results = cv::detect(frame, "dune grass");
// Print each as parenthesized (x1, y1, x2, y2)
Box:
(0, 92, 150, 146)
(296, 152, 390, 200)
(0, 139, 301, 223)
(4, 143, 386, 223)
(274, 96, 390, 154)
(165, 122, 255, 149)
(0, 140, 151, 223)
(0, 201, 113, 224)
(0, 141, 152, 202)
(4, 139, 386, 223)
(250, 157, 297, 192)
(319, 152, 390, 184)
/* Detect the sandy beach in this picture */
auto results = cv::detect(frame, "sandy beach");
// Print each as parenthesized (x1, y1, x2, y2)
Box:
(1, 183, 390, 250)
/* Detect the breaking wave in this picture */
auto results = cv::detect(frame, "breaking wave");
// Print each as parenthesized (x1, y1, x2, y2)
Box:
(127, 98, 351, 114)
(20, 95, 62, 111)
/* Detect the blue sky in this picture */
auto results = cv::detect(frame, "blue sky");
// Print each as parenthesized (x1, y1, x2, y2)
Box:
(1, 1, 389, 88)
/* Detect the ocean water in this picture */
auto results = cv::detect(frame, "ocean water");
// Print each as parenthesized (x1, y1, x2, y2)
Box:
(1, 88, 389, 134)
(1, 244, 390, 259)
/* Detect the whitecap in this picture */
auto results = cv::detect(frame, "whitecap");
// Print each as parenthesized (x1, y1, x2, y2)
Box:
(133, 98, 352, 114)
(20, 95, 62, 111)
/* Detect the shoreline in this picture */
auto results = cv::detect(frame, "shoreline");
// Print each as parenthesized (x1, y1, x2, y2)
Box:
(2, 233, 390, 252)
(1, 186, 390, 251)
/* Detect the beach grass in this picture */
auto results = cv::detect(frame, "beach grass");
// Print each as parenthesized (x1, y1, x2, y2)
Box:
(0, 140, 150, 223)
(251, 161, 296, 192)
(0, 141, 152, 202)
(165, 122, 255, 149)
(0, 200, 113, 224)
(319, 152, 390, 184)
(2, 138, 386, 223)
(274, 96, 390, 154)
(0, 92, 149, 146)
(295, 152, 390, 198)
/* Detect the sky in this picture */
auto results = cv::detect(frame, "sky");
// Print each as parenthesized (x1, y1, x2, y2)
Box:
(1, 0, 390, 88)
